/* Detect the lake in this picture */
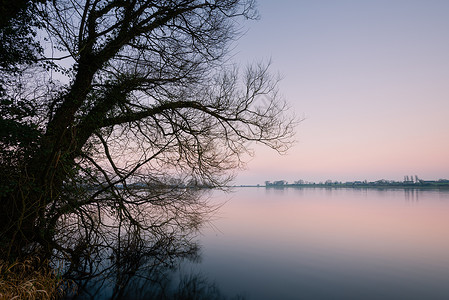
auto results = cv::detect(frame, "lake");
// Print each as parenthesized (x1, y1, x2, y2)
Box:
(179, 187, 449, 300)
(66, 187, 449, 299)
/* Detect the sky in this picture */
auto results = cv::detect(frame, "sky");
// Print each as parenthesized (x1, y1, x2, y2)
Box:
(232, 0, 449, 185)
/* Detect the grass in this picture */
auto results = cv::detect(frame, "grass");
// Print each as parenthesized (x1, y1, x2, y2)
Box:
(0, 256, 66, 300)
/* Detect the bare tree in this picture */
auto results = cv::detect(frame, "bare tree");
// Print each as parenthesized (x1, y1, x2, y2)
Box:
(0, 0, 295, 262)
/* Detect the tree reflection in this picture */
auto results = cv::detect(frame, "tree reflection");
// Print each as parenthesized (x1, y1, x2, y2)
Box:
(54, 187, 240, 299)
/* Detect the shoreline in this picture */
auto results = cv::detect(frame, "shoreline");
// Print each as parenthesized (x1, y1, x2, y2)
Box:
(234, 184, 449, 190)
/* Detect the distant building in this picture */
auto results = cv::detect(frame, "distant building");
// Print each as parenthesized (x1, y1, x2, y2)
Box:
(265, 180, 287, 187)
(273, 180, 287, 186)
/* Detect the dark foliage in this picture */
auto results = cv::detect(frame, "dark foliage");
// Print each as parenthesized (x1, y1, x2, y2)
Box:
(0, 0, 295, 277)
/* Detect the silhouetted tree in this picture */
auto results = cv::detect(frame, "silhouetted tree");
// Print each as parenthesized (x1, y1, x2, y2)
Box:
(0, 0, 295, 262)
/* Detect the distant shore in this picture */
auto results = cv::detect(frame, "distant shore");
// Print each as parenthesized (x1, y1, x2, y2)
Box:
(237, 179, 449, 190)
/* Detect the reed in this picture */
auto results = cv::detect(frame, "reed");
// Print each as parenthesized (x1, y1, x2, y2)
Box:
(0, 256, 65, 300)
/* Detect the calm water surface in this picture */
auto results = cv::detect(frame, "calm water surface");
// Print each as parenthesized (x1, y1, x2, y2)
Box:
(180, 187, 449, 300)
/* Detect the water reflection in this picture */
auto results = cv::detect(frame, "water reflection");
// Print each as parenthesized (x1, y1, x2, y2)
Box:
(63, 228, 200, 300)
(57, 188, 242, 300)
(196, 187, 449, 300)
(404, 189, 419, 202)
(59, 187, 449, 299)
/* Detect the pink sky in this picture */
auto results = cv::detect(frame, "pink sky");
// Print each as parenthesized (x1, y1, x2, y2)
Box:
(233, 0, 449, 184)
